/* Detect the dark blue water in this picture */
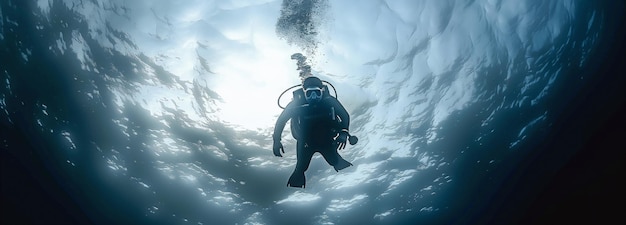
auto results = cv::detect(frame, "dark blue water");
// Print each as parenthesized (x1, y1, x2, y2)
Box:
(2, 0, 625, 224)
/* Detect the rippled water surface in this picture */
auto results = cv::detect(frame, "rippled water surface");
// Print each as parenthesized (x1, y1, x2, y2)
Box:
(2, 0, 624, 224)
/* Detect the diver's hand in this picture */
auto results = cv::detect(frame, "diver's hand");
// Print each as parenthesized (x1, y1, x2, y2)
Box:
(336, 131, 349, 150)
(273, 140, 285, 157)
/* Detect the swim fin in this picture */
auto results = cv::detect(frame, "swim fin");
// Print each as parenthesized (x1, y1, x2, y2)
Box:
(333, 158, 353, 172)
(287, 172, 306, 188)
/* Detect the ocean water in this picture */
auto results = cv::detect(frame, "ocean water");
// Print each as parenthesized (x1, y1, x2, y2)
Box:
(1, 0, 624, 224)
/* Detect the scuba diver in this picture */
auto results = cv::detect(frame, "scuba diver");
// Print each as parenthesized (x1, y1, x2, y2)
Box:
(273, 53, 357, 188)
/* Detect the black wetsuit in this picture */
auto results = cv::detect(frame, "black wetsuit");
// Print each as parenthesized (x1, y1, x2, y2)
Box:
(273, 95, 352, 187)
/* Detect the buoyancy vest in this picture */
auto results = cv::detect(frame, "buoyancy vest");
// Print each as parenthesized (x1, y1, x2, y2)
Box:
(290, 88, 340, 142)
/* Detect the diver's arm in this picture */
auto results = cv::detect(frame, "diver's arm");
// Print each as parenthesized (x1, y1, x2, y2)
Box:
(333, 98, 350, 132)
(332, 98, 351, 150)
(273, 102, 296, 157)
(273, 102, 295, 141)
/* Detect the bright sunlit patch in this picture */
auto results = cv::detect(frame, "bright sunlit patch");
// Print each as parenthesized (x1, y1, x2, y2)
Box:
(210, 33, 301, 131)
(60, 131, 77, 150)
(322, 162, 384, 190)
(327, 194, 368, 212)
(374, 209, 394, 219)
(387, 169, 417, 190)
(276, 191, 321, 204)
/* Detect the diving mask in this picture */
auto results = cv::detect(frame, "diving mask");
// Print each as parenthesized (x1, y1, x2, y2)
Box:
(304, 86, 323, 103)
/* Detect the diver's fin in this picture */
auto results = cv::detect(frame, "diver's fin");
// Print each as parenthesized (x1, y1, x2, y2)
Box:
(287, 172, 306, 188)
(333, 159, 353, 172)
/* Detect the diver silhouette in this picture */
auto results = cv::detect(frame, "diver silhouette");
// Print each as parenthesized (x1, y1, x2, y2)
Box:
(273, 74, 356, 188)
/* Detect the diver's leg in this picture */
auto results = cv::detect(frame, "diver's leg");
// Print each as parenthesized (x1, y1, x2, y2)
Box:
(320, 142, 352, 172)
(288, 141, 314, 188)
(295, 142, 314, 173)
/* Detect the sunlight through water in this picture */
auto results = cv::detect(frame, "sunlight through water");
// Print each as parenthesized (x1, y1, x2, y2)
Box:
(1, 0, 612, 224)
